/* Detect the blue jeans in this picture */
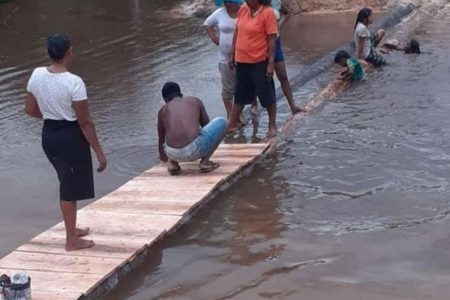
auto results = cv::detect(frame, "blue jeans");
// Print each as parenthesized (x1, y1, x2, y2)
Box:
(164, 117, 227, 162)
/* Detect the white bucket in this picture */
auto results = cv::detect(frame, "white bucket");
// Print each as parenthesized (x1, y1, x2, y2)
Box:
(0, 273, 31, 300)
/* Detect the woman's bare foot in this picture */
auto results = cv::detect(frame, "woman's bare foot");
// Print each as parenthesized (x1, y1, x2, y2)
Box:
(264, 127, 278, 142)
(239, 113, 248, 125)
(65, 238, 95, 251)
(290, 105, 307, 115)
(251, 103, 259, 116)
(227, 121, 245, 135)
(75, 227, 90, 237)
(167, 160, 181, 175)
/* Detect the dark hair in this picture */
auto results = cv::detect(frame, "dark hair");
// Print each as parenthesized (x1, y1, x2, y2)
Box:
(354, 8, 372, 30)
(257, 0, 272, 6)
(409, 39, 421, 54)
(162, 82, 183, 101)
(47, 34, 71, 61)
(334, 50, 351, 63)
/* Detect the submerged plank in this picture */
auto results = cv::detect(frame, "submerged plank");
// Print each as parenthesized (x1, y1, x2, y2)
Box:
(0, 143, 269, 299)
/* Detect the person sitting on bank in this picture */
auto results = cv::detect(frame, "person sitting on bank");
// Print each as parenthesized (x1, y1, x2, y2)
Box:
(157, 82, 227, 175)
(383, 38, 421, 54)
(334, 50, 365, 82)
(354, 8, 386, 67)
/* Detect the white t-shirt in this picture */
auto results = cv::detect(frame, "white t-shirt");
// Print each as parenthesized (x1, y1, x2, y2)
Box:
(26, 67, 87, 121)
(354, 22, 371, 59)
(204, 8, 237, 65)
(272, 0, 281, 20)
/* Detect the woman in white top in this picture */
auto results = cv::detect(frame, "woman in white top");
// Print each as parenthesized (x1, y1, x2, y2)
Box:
(204, 0, 242, 120)
(25, 34, 107, 251)
(354, 8, 386, 67)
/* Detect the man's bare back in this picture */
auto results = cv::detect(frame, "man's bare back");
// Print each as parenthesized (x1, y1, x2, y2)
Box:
(158, 82, 226, 175)
(158, 96, 209, 149)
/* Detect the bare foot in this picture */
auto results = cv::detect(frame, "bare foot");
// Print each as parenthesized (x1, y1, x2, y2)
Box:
(290, 106, 307, 115)
(199, 160, 220, 173)
(167, 160, 181, 175)
(75, 227, 90, 237)
(251, 104, 259, 116)
(65, 238, 95, 251)
(239, 114, 248, 125)
(227, 121, 245, 135)
(265, 127, 278, 141)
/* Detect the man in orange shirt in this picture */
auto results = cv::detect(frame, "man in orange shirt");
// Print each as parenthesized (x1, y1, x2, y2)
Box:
(228, 0, 278, 139)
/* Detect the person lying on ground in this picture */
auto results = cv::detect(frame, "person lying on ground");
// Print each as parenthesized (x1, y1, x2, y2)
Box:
(354, 8, 386, 67)
(382, 38, 421, 54)
(157, 82, 227, 175)
(334, 50, 365, 82)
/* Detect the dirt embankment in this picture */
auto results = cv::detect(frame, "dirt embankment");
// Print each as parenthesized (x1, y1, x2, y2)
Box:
(283, 0, 426, 13)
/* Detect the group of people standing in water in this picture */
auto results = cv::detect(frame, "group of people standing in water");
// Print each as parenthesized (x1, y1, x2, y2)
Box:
(23, 1, 421, 251)
(159, 0, 301, 174)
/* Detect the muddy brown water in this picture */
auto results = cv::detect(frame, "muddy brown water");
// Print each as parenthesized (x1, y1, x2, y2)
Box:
(2, 1, 450, 299)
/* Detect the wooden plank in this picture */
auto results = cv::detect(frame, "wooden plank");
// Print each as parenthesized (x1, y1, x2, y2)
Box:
(86, 199, 194, 216)
(0, 143, 269, 299)
(0, 269, 99, 294)
(0, 251, 122, 274)
(99, 190, 210, 203)
(32, 290, 83, 300)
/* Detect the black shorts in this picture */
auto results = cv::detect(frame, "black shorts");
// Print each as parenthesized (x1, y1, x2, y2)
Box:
(42, 120, 95, 201)
(365, 33, 386, 67)
(235, 61, 276, 109)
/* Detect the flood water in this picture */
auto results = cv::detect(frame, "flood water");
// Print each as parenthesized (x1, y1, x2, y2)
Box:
(2, 0, 450, 299)
(0, 2, 356, 257)
(106, 5, 450, 300)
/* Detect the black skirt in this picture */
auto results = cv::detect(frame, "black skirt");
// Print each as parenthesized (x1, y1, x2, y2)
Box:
(42, 120, 95, 201)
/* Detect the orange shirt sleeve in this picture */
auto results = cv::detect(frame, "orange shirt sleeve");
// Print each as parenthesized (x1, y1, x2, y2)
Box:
(264, 8, 278, 36)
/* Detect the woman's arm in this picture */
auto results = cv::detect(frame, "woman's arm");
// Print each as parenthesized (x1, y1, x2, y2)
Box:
(25, 93, 42, 119)
(73, 101, 107, 172)
(266, 34, 277, 79)
(204, 26, 219, 46)
(278, 4, 290, 29)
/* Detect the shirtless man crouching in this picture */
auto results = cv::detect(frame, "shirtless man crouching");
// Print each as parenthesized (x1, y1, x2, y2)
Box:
(157, 82, 227, 175)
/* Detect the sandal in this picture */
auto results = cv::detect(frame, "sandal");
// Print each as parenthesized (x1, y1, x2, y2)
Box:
(168, 167, 181, 175)
(167, 160, 181, 175)
(199, 161, 220, 173)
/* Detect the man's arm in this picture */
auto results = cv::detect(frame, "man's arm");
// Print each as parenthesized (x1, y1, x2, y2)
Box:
(25, 93, 42, 119)
(73, 100, 107, 172)
(157, 109, 168, 162)
(198, 99, 210, 127)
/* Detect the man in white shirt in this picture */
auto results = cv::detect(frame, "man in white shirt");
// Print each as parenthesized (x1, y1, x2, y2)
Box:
(204, 0, 242, 119)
